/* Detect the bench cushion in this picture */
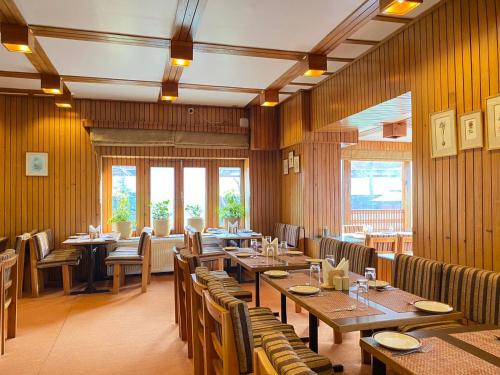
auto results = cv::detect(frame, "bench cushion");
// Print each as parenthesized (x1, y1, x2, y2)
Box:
(33, 231, 53, 261)
(195, 267, 252, 302)
(37, 249, 80, 268)
(283, 224, 301, 248)
(337, 242, 376, 275)
(274, 223, 286, 242)
(105, 251, 143, 265)
(319, 237, 342, 259)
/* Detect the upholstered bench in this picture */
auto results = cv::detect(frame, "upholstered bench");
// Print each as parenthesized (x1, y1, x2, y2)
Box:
(194, 266, 252, 302)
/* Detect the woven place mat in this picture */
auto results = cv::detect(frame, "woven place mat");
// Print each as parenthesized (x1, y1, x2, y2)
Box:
(366, 289, 425, 313)
(278, 254, 309, 265)
(377, 337, 500, 374)
(237, 256, 286, 268)
(450, 329, 500, 358)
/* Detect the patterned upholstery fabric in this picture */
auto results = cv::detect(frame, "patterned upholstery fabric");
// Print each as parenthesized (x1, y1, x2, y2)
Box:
(195, 267, 253, 303)
(37, 249, 80, 268)
(273, 223, 286, 242)
(137, 227, 153, 256)
(179, 249, 201, 273)
(393, 254, 443, 301)
(318, 237, 342, 259)
(261, 332, 315, 375)
(0, 249, 16, 282)
(283, 224, 301, 248)
(33, 231, 53, 261)
(14, 233, 31, 255)
(441, 264, 500, 325)
(337, 242, 376, 275)
(104, 251, 143, 265)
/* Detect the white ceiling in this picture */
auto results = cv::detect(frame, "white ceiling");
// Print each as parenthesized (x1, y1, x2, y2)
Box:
(0, 42, 37, 72)
(196, 0, 365, 51)
(328, 43, 373, 59)
(281, 84, 312, 93)
(175, 89, 256, 107)
(350, 20, 403, 41)
(0, 76, 40, 90)
(14, 0, 178, 38)
(66, 82, 160, 102)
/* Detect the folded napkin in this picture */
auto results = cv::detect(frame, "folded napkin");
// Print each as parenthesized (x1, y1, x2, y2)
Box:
(322, 258, 349, 287)
(335, 258, 349, 276)
(261, 238, 278, 256)
(89, 225, 101, 234)
(228, 221, 239, 234)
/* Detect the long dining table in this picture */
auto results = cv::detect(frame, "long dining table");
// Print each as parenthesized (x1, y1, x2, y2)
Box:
(261, 270, 464, 357)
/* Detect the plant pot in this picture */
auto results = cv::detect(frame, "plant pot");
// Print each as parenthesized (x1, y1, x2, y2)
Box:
(115, 221, 133, 240)
(187, 217, 205, 233)
(223, 217, 239, 229)
(153, 218, 171, 237)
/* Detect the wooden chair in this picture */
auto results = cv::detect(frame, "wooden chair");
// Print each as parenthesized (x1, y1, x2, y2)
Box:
(396, 232, 413, 254)
(13, 231, 35, 298)
(29, 229, 81, 297)
(175, 254, 193, 358)
(0, 250, 18, 355)
(104, 231, 152, 294)
(188, 231, 225, 271)
(342, 224, 364, 234)
(0, 237, 7, 252)
(365, 234, 398, 253)
(273, 223, 301, 248)
(191, 274, 207, 375)
(253, 348, 278, 375)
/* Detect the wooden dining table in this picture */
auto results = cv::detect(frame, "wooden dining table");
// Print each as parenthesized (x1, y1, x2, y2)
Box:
(63, 233, 119, 294)
(360, 325, 500, 374)
(261, 270, 464, 356)
(222, 248, 311, 307)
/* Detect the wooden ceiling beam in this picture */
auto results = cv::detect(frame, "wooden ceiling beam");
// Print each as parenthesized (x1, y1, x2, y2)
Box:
(373, 15, 412, 24)
(327, 57, 355, 63)
(344, 38, 379, 46)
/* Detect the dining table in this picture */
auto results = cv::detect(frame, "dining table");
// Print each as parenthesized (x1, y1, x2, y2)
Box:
(360, 325, 500, 374)
(208, 228, 263, 247)
(222, 247, 311, 307)
(261, 270, 464, 358)
(63, 233, 119, 294)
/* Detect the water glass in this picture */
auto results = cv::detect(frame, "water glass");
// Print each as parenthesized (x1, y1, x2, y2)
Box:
(356, 278, 369, 306)
(279, 241, 288, 255)
(364, 267, 376, 282)
(325, 255, 335, 267)
(250, 239, 258, 258)
(264, 236, 272, 243)
(309, 263, 321, 288)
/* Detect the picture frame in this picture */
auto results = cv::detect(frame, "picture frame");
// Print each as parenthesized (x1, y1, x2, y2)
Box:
(293, 155, 300, 173)
(26, 152, 48, 176)
(283, 159, 289, 175)
(288, 151, 294, 168)
(430, 109, 457, 158)
(459, 111, 483, 150)
(485, 94, 500, 150)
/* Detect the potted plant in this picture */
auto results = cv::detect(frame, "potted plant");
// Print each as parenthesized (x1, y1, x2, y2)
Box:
(219, 191, 245, 228)
(151, 200, 171, 237)
(108, 195, 133, 239)
(185, 204, 204, 232)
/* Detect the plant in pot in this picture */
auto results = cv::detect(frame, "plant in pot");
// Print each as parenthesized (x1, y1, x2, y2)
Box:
(185, 204, 204, 232)
(219, 191, 245, 229)
(151, 200, 171, 237)
(108, 195, 133, 239)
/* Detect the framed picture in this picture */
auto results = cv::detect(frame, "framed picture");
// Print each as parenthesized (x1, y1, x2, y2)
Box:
(430, 109, 457, 158)
(459, 111, 483, 150)
(293, 155, 300, 173)
(26, 152, 48, 176)
(283, 159, 289, 175)
(288, 151, 294, 168)
(486, 94, 500, 150)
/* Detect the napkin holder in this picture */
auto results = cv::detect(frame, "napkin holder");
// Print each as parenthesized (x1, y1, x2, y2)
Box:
(324, 269, 345, 287)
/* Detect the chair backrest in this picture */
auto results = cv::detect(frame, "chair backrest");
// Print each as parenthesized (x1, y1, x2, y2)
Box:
(179, 248, 200, 273)
(337, 242, 376, 275)
(138, 227, 153, 256)
(205, 279, 253, 374)
(0, 237, 8, 252)
(441, 264, 500, 325)
(273, 223, 286, 242)
(189, 231, 203, 255)
(342, 225, 364, 234)
(396, 233, 413, 253)
(365, 234, 397, 252)
(31, 230, 55, 261)
(318, 237, 342, 259)
(393, 254, 443, 301)
(0, 250, 18, 308)
(282, 224, 301, 248)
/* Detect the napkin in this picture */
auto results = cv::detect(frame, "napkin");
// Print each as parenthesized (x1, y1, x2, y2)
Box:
(262, 238, 278, 256)
(335, 258, 349, 276)
(322, 259, 336, 286)
(89, 225, 101, 238)
(228, 221, 239, 234)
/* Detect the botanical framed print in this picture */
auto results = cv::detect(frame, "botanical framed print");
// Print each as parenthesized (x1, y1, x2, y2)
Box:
(459, 111, 483, 150)
(283, 159, 289, 175)
(288, 151, 294, 168)
(486, 94, 500, 150)
(430, 109, 457, 158)
(293, 156, 300, 173)
(26, 152, 48, 176)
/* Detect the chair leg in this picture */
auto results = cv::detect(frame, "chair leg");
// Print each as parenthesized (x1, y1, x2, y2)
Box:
(38, 271, 45, 293)
(112, 264, 121, 294)
(1, 308, 4, 355)
(30, 266, 39, 298)
(333, 329, 343, 344)
(62, 265, 71, 295)
(295, 302, 302, 313)
(119, 268, 125, 286)
(141, 262, 148, 293)
(148, 262, 152, 284)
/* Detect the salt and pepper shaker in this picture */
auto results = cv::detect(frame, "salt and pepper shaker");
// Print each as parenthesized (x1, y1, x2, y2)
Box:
(342, 276, 350, 291)
(333, 276, 343, 291)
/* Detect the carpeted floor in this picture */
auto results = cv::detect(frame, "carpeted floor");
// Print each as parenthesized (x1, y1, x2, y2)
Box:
(0, 275, 371, 375)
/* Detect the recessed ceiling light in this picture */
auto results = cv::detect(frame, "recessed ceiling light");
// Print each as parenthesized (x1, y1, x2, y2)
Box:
(161, 82, 178, 101)
(170, 41, 193, 67)
(1, 24, 34, 53)
(41, 75, 63, 95)
(260, 90, 279, 107)
(55, 89, 73, 108)
(380, 0, 423, 16)
(304, 54, 327, 77)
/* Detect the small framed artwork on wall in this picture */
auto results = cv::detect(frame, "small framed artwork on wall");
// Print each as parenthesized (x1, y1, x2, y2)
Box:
(430, 109, 457, 158)
(288, 151, 294, 167)
(293, 156, 300, 173)
(26, 152, 48, 176)
(283, 159, 289, 175)
(486, 94, 500, 150)
(458, 111, 483, 150)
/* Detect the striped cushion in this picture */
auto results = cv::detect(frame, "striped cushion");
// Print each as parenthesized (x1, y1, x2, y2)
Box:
(196, 266, 253, 302)
(274, 223, 286, 242)
(137, 227, 153, 256)
(261, 332, 315, 375)
(441, 264, 500, 325)
(34, 231, 53, 260)
(0, 249, 16, 282)
(393, 254, 443, 301)
(337, 242, 376, 275)
(319, 237, 342, 259)
(37, 249, 80, 268)
(180, 249, 201, 273)
(283, 224, 301, 248)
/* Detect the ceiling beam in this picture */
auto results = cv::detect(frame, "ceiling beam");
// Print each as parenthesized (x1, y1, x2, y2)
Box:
(344, 38, 379, 46)
(373, 15, 412, 24)
(327, 57, 355, 63)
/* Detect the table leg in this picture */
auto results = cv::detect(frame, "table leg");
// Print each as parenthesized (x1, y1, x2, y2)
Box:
(361, 330, 372, 365)
(237, 264, 242, 283)
(372, 357, 386, 375)
(308, 313, 318, 352)
(255, 272, 260, 307)
(71, 245, 109, 295)
(280, 293, 287, 323)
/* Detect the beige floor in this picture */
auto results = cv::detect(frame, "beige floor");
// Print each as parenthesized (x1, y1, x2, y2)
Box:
(0, 274, 371, 375)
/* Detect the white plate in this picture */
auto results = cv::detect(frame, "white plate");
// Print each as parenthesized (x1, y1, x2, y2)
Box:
(413, 300, 453, 314)
(287, 250, 303, 256)
(235, 252, 252, 258)
(68, 235, 79, 239)
(264, 270, 289, 278)
(224, 246, 238, 251)
(306, 258, 323, 263)
(368, 280, 390, 289)
(373, 331, 422, 351)
(289, 285, 320, 295)
(320, 283, 336, 290)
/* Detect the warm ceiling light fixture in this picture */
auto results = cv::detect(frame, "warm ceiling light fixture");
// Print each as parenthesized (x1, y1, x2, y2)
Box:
(1, 23, 34, 53)
(170, 40, 193, 67)
(55, 89, 73, 109)
(304, 54, 327, 77)
(380, 0, 423, 15)
(260, 90, 279, 107)
(161, 82, 178, 102)
(41, 74, 63, 95)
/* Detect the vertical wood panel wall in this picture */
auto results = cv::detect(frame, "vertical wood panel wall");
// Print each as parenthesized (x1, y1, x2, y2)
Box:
(310, 0, 499, 271)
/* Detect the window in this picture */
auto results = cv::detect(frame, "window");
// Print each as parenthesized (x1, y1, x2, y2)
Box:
(183, 167, 206, 226)
(219, 167, 242, 226)
(150, 167, 175, 228)
(350, 161, 402, 210)
(111, 165, 137, 227)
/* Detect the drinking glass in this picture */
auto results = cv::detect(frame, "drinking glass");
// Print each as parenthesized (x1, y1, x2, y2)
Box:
(264, 236, 272, 243)
(265, 244, 274, 265)
(279, 241, 288, 255)
(250, 239, 258, 258)
(309, 263, 321, 288)
(356, 278, 369, 306)
(325, 255, 335, 267)
(364, 267, 376, 283)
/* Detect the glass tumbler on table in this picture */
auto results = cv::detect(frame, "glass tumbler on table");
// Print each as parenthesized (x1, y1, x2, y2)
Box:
(365, 267, 376, 284)
(309, 263, 321, 288)
(279, 241, 288, 255)
(356, 278, 369, 307)
(325, 255, 336, 267)
(250, 239, 258, 258)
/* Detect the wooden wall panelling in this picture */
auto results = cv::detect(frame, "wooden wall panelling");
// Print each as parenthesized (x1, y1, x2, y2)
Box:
(280, 144, 304, 229)
(249, 106, 279, 150)
(309, 0, 499, 271)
